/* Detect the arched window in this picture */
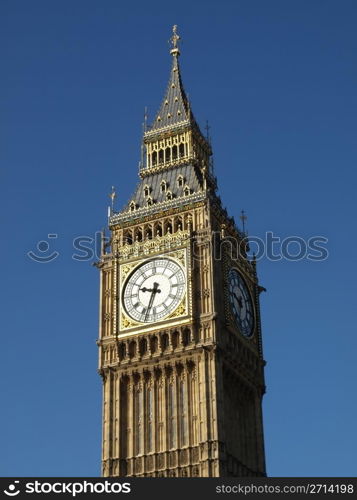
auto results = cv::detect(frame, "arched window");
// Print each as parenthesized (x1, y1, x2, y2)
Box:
(177, 175, 184, 187)
(158, 149, 164, 164)
(160, 180, 167, 193)
(179, 143, 185, 158)
(143, 185, 150, 197)
(152, 151, 157, 166)
(172, 145, 178, 160)
(129, 201, 136, 212)
(147, 196, 153, 206)
(165, 147, 171, 163)
(166, 190, 172, 201)
(184, 185, 190, 196)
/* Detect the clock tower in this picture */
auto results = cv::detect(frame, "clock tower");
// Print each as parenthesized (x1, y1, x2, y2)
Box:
(97, 26, 267, 477)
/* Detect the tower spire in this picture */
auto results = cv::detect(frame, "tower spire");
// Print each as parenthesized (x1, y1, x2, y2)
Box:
(140, 26, 212, 177)
(146, 25, 192, 133)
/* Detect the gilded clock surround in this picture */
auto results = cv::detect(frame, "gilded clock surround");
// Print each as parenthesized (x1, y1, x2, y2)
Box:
(97, 27, 267, 478)
(119, 245, 192, 334)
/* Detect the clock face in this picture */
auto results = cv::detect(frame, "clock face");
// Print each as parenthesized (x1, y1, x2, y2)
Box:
(228, 269, 254, 337)
(123, 258, 186, 323)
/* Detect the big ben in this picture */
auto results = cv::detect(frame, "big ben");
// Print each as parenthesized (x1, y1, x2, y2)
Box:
(97, 26, 267, 478)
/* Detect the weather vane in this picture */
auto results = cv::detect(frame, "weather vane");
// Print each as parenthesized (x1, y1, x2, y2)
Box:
(170, 25, 181, 54)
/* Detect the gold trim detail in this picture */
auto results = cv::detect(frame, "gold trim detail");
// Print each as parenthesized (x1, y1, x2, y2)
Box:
(121, 262, 139, 282)
(121, 313, 140, 329)
(167, 297, 186, 319)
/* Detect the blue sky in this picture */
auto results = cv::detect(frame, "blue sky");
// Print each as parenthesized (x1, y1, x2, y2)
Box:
(1, 0, 357, 477)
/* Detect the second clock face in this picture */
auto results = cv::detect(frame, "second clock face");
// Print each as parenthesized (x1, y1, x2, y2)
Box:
(123, 258, 186, 323)
(228, 268, 254, 337)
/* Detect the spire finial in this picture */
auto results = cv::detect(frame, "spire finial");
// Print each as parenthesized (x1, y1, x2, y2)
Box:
(170, 25, 180, 56)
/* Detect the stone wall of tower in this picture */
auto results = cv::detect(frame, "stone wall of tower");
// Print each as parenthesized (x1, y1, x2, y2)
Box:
(100, 352, 220, 476)
(98, 196, 266, 477)
(98, 202, 223, 477)
(208, 206, 266, 477)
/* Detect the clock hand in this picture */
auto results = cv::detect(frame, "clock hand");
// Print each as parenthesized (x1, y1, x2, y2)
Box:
(141, 286, 162, 293)
(233, 291, 243, 309)
(144, 282, 161, 320)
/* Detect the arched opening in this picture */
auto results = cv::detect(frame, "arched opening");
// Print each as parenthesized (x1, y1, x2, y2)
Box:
(129, 341, 137, 358)
(124, 230, 133, 245)
(164, 220, 172, 234)
(145, 227, 153, 240)
(182, 328, 191, 346)
(161, 333, 169, 351)
(172, 145, 178, 160)
(154, 222, 163, 237)
(119, 342, 126, 360)
(158, 149, 164, 164)
(171, 331, 179, 349)
(150, 336, 158, 353)
(179, 143, 185, 158)
(175, 217, 183, 232)
(152, 151, 157, 166)
(165, 147, 171, 163)
(139, 338, 147, 356)
(135, 229, 143, 242)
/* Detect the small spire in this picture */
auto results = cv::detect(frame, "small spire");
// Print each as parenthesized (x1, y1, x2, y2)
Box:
(109, 185, 116, 213)
(143, 106, 148, 132)
(170, 25, 181, 56)
(101, 227, 106, 256)
(205, 120, 211, 143)
(240, 209, 247, 233)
